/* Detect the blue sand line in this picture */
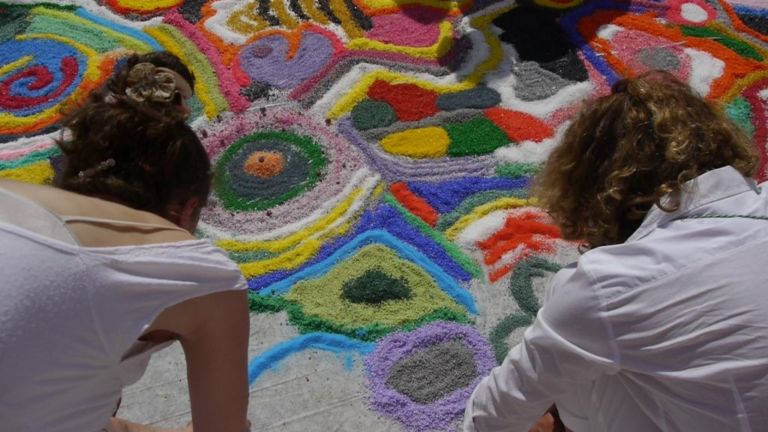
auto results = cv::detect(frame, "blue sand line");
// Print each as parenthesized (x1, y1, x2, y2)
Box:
(75, 8, 162, 51)
(377, 203, 474, 281)
(263, 229, 479, 314)
(247, 210, 381, 289)
(734, 6, 768, 18)
(248, 333, 375, 384)
(407, 176, 531, 214)
(561, 0, 649, 85)
(248, 203, 474, 289)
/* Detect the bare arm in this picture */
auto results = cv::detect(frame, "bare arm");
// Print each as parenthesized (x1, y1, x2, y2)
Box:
(131, 290, 251, 432)
(179, 291, 250, 432)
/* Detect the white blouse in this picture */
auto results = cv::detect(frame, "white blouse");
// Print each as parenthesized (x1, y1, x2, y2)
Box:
(0, 191, 246, 432)
(464, 166, 768, 432)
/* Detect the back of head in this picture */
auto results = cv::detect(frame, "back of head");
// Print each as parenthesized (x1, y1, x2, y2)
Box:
(56, 52, 210, 219)
(105, 51, 195, 119)
(536, 71, 758, 249)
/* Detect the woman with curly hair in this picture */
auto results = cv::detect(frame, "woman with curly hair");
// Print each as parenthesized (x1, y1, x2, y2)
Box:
(0, 52, 249, 432)
(464, 71, 768, 432)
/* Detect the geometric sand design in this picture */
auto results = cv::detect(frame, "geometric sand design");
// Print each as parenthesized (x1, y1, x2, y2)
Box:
(2, 0, 767, 429)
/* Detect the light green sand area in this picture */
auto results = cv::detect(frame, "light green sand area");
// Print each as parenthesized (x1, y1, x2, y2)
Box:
(285, 244, 467, 328)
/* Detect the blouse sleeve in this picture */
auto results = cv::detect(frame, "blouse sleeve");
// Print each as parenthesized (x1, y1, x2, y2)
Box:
(83, 240, 247, 362)
(463, 264, 620, 432)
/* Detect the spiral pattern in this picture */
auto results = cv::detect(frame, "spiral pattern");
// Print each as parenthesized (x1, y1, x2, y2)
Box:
(0, 37, 97, 137)
(0, 39, 85, 115)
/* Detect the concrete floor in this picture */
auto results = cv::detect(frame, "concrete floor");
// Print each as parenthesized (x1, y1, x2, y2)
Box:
(117, 312, 402, 431)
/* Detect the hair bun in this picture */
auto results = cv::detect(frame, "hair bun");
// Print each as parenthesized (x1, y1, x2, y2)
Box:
(125, 62, 178, 104)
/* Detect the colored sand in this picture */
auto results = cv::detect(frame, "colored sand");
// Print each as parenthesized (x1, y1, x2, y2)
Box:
(341, 268, 413, 304)
(436, 87, 501, 111)
(385, 340, 476, 404)
(4, 1, 767, 430)
(446, 116, 510, 156)
(351, 99, 397, 130)
(284, 243, 468, 329)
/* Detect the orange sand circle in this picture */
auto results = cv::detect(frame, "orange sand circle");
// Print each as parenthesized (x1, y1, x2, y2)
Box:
(244, 151, 285, 178)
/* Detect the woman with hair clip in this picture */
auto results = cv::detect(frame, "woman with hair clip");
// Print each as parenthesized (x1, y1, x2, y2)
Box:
(463, 71, 768, 432)
(0, 52, 250, 432)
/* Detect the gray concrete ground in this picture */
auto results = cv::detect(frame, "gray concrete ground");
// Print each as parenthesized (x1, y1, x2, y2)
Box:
(118, 312, 401, 431)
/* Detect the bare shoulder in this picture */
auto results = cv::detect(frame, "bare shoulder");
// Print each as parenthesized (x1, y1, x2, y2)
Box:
(0, 180, 195, 246)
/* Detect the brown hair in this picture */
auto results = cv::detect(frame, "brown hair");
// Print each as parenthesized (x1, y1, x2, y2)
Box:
(535, 71, 758, 249)
(56, 52, 210, 219)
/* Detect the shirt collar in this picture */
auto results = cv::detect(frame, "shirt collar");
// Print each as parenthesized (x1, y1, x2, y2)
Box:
(626, 166, 760, 242)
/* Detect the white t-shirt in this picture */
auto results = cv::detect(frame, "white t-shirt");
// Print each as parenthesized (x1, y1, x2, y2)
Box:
(464, 166, 768, 431)
(0, 193, 247, 432)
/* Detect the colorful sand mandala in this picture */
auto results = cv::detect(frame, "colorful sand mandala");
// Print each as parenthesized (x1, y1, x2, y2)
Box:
(2, 0, 768, 430)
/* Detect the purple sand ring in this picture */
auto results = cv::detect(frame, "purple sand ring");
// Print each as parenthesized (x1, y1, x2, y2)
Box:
(365, 321, 496, 431)
(239, 31, 335, 89)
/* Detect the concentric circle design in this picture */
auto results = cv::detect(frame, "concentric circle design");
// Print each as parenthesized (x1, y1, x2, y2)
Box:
(199, 108, 373, 237)
(215, 132, 327, 211)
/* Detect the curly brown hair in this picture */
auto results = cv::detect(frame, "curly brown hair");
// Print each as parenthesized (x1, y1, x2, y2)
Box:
(55, 52, 210, 219)
(535, 71, 758, 249)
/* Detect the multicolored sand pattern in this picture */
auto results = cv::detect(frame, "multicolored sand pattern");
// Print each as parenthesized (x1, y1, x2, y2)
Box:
(2, 0, 768, 430)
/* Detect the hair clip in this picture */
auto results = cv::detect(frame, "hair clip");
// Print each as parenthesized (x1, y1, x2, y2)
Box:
(124, 62, 192, 105)
(78, 158, 116, 178)
(103, 92, 119, 104)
